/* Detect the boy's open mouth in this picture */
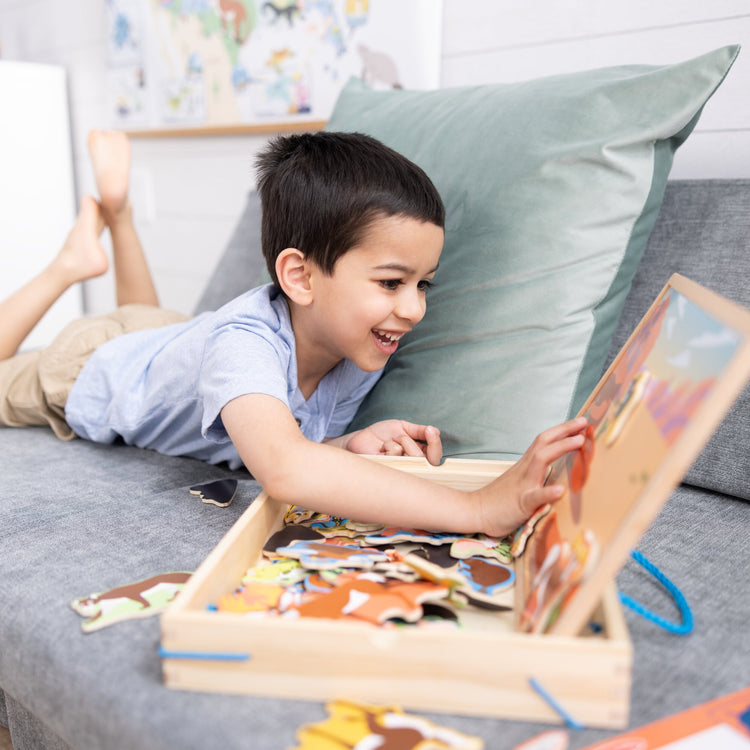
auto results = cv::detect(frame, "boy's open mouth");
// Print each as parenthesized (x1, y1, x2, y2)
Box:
(372, 328, 404, 354)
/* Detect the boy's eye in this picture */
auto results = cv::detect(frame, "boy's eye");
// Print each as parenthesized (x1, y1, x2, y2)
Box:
(378, 279, 435, 292)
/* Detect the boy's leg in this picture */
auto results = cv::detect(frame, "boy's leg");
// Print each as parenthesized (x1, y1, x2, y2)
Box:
(0, 196, 107, 361)
(88, 130, 159, 308)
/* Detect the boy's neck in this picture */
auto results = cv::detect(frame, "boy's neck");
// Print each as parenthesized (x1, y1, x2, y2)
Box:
(288, 302, 343, 400)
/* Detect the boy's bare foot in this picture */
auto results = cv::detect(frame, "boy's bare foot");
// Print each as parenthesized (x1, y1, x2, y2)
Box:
(87, 129, 131, 219)
(52, 195, 109, 284)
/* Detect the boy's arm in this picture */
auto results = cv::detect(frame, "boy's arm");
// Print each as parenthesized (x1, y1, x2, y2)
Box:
(222, 393, 587, 536)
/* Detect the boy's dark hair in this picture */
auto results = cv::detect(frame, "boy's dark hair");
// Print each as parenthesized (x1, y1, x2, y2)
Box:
(255, 131, 445, 287)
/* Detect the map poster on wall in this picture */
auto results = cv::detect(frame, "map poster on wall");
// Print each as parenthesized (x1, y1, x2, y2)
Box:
(105, 0, 442, 134)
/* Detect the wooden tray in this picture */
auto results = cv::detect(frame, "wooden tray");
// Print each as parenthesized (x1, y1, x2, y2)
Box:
(161, 456, 632, 729)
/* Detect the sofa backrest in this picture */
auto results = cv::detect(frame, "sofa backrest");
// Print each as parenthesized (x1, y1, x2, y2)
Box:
(605, 179, 750, 501)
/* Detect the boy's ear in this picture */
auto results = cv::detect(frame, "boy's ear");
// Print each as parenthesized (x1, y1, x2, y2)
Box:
(275, 248, 313, 305)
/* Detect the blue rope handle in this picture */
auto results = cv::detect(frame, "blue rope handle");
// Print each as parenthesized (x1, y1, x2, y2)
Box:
(618, 550, 693, 635)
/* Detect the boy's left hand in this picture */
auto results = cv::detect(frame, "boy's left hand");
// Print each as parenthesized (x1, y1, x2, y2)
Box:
(344, 420, 443, 466)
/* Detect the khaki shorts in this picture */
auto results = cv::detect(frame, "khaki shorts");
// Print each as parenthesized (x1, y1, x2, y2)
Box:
(0, 305, 189, 440)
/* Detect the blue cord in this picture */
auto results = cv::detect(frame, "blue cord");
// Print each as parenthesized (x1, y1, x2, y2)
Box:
(528, 677, 584, 730)
(618, 550, 693, 635)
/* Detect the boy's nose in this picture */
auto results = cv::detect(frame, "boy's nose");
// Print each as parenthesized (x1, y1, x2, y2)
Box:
(395, 289, 426, 324)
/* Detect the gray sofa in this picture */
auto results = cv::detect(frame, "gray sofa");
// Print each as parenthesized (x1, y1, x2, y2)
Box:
(1, 179, 748, 750)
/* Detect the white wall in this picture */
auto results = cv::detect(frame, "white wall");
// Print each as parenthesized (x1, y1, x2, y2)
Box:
(1, 0, 748, 318)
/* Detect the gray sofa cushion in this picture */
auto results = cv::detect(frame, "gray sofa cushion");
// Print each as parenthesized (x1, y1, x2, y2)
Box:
(1, 428, 746, 749)
(605, 179, 750, 501)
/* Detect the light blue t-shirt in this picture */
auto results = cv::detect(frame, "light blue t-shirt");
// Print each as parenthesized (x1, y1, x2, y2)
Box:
(65, 285, 382, 469)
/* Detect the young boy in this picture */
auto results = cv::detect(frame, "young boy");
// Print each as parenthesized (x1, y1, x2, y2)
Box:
(0, 130, 587, 537)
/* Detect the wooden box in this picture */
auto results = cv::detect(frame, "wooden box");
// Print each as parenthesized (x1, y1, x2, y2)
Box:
(161, 456, 632, 729)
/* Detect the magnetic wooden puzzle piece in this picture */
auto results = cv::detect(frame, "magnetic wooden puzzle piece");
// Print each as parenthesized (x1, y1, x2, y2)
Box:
(410, 543, 459, 569)
(521, 528, 599, 634)
(263, 524, 324, 553)
(242, 558, 306, 587)
(370, 561, 421, 583)
(455, 557, 515, 597)
(399, 552, 466, 589)
(303, 571, 349, 594)
(450, 534, 513, 564)
(364, 526, 465, 546)
(71, 571, 192, 633)
(519, 513, 564, 631)
(311, 521, 370, 539)
(450, 588, 512, 612)
(388, 601, 460, 629)
(188, 478, 238, 507)
(276, 584, 309, 613)
(304, 569, 384, 595)
(293, 576, 448, 625)
(217, 582, 284, 613)
(292, 699, 484, 749)
(352, 579, 449, 625)
(320, 535, 368, 546)
(294, 578, 394, 622)
(283, 505, 315, 525)
(343, 519, 386, 535)
(420, 601, 460, 623)
(284, 506, 340, 527)
(275, 540, 391, 570)
(511, 503, 552, 558)
(316, 568, 354, 585)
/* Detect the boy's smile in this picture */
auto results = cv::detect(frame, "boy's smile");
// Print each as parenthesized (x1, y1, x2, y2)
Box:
(289, 215, 444, 398)
(371, 327, 404, 355)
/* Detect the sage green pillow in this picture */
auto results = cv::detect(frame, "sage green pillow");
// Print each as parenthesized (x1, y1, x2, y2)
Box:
(329, 46, 739, 459)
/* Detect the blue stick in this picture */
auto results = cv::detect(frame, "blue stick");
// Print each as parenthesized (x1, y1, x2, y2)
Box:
(528, 677, 585, 730)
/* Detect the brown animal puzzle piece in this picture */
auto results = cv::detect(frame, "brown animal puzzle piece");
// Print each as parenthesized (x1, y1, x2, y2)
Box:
(292, 699, 484, 749)
(71, 571, 192, 633)
(188, 478, 238, 507)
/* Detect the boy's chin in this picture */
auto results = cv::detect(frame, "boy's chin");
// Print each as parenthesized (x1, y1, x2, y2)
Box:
(352, 353, 391, 372)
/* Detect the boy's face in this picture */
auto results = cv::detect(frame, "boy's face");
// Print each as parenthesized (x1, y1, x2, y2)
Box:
(301, 214, 444, 374)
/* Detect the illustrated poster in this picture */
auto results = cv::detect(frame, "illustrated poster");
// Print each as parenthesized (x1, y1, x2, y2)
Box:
(104, 0, 442, 131)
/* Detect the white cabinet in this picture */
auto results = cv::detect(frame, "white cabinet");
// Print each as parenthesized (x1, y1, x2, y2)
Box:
(0, 61, 81, 351)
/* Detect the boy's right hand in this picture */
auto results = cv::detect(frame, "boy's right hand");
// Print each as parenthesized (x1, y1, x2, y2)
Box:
(474, 417, 588, 537)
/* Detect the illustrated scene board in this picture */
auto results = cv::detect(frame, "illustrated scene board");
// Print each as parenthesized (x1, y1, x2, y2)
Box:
(518, 273, 750, 636)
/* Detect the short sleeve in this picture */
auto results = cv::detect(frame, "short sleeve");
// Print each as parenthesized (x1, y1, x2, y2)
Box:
(199, 324, 291, 443)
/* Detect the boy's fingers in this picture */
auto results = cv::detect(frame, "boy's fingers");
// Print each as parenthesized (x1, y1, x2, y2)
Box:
(391, 427, 443, 466)
(381, 438, 403, 456)
(537, 416, 588, 445)
(394, 433, 425, 458)
(424, 425, 442, 466)
(399, 420, 433, 442)
(539, 433, 586, 466)
(396, 422, 443, 466)
(521, 484, 565, 516)
(534, 417, 588, 447)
